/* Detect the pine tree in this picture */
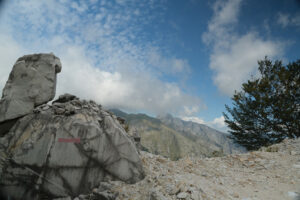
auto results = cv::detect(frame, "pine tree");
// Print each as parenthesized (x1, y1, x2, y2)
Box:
(223, 58, 300, 150)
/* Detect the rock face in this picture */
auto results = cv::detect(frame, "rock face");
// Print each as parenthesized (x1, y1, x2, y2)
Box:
(0, 53, 61, 126)
(0, 95, 144, 199)
(0, 54, 144, 200)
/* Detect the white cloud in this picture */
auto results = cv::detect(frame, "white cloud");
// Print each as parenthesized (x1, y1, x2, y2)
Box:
(182, 106, 200, 116)
(71, 2, 87, 13)
(0, 0, 201, 116)
(277, 13, 290, 27)
(203, 0, 284, 96)
(54, 45, 200, 115)
(211, 0, 241, 26)
(0, 34, 24, 89)
(181, 116, 205, 125)
(277, 12, 300, 28)
(147, 49, 191, 76)
(210, 33, 282, 95)
(203, 0, 242, 47)
(181, 115, 228, 133)
(210, 116, 227, 131)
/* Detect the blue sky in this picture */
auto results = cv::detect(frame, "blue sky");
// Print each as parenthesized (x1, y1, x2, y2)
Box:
(0, 0, 299, 132)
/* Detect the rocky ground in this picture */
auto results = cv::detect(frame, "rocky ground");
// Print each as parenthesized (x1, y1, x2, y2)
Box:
(105, 138, 300, 200)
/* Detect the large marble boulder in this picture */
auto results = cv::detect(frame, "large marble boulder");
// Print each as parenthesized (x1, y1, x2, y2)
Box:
(0, 53, 61, 132)
(0, 95, 145, 199)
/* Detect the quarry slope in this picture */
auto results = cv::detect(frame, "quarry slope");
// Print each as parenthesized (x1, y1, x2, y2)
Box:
(109, 137, 300, 200)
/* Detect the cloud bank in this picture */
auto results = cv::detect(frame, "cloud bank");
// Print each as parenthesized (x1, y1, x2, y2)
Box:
(0, 0, 201, 116)
(203, 0, 284, 96)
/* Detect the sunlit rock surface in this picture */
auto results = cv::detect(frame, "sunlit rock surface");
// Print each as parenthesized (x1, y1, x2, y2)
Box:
(0, 53, 61, 135)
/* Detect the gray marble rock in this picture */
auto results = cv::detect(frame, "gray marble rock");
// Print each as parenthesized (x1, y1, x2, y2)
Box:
(0, 53, 61, 124)
(0, 96, 144, 199)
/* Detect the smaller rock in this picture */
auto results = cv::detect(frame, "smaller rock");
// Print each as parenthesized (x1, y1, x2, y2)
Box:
(54, 107, 65, 115)
(65, 103, 76, 116)
(177, 192, 188, 199)
(53, 93, 77, 103)
(287, 191, 300, 199)
(98, 182, 112, 191)
(94, 190, 117, 200)
(52, 101, 65, 107)
(293, 164, 300, 169)
(39, 104, 50, 110)
(52, 197, 72, 200)
(166, 184, 175, 195)
(78, 194, 89, 200)
(71, 99, 82, 107)
(149, 188, 167, 200)
(290, 151, 298, 155)
(191, 189, 202, 200)
(232, 193, 239, 198)
(166, 184, 177, 195)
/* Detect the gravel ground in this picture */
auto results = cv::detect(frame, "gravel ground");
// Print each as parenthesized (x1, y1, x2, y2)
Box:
(109, 138, 300, 200)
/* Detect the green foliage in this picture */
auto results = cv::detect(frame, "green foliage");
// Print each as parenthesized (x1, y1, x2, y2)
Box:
(223, 57, 300, 150)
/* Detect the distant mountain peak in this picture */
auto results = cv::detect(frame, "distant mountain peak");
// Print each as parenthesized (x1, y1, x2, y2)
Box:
(111, 109, 246, 160)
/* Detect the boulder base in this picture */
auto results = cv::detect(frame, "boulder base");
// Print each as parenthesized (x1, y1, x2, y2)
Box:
(0, 96, 144, 199)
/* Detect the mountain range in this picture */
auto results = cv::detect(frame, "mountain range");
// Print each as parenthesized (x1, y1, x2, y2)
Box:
(110, 109, 246, 160)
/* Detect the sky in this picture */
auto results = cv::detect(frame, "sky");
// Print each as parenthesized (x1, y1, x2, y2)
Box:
(0, 0, 299, 132)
